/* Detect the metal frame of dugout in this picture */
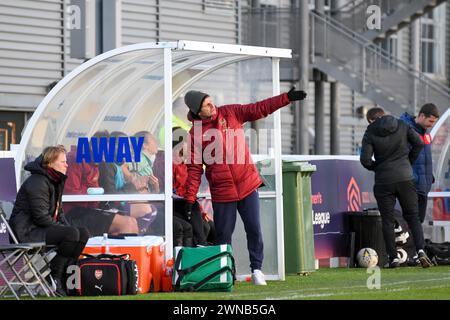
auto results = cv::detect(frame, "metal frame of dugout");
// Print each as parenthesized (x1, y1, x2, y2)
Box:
(14, 41, 291, 281)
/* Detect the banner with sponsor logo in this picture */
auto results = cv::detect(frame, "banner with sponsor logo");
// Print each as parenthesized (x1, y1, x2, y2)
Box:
(308, 159, 377, 259)
(200, 156, 376, 261)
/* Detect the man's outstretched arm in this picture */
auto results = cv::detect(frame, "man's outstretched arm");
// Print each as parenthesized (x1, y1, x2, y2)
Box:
(229, 87, 307, 123)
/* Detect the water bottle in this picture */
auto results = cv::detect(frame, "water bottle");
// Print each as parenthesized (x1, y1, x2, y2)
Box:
(102, 233, 110, 254)
(162, 258, 174, 292)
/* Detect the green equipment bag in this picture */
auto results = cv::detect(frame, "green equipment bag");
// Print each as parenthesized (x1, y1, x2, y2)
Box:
(172, 245, 236, 292)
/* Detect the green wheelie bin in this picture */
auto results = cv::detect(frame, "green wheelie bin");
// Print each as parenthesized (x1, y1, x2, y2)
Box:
(282, 161, 317, 275)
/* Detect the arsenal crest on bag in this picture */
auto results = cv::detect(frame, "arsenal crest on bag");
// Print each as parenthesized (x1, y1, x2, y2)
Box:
(68, 253, 139, 296)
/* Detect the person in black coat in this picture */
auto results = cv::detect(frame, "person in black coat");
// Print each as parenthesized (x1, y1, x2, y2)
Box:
(360, 107, 433, 268)
(9, 145, 90, 296)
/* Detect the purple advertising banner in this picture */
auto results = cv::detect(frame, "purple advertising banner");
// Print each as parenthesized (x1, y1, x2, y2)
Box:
(0, 157, 17, 245)
(308, 158, 377, 259)
(193, 156, 377, 261)
(200, 156, 377, 261)
(0, 158, 17, 203)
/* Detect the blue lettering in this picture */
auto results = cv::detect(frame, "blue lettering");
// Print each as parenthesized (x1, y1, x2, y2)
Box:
(91, 137, 116, 163)
(130, 136, 144, 163)
(116, 137, 132, 163)
(76, 137, 91, 163)
(76, 136, 144, 163)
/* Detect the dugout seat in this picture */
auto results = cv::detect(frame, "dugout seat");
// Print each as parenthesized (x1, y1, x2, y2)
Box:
(0, 208, 57, 299)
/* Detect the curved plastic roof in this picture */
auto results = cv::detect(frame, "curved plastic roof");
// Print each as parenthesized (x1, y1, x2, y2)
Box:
(431, 108, 450, 193)
(16, 41, 291, 182)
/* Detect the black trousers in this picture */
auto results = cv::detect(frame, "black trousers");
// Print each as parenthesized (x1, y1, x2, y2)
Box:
(173, 199, 208, 246)
(45, 225, 90, 279)
(417, 193, 428, 224)
(212, 190, 263, 272)
(374, 180, 425, 260)
(45, 225, 90, 258)
(173, 216, 193, 247)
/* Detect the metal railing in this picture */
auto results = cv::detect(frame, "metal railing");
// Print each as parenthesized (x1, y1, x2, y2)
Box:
(242, 7, 450, 114)
(329, 0, 416, 36)
(311, 10, 450, 114)
(331, 0, 367, 13)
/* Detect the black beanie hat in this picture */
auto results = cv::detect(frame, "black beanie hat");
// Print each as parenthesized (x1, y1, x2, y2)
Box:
(184, 90, 209, 115)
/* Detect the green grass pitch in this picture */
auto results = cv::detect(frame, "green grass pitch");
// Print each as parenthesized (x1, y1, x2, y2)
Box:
(60, 266, 450, 300)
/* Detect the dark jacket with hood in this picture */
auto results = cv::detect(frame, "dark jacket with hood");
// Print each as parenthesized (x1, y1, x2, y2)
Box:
(9, 155, 68, 243)
(360, 115, 424, 185)
(400, 112, 434, 195)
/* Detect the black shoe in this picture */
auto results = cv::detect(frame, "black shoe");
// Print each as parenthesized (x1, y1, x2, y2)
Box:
(389, 258, 401, 268)
(406, 255, 421, 267)
(431, 256, 440, 266)
(418, 250, 433, 268)
(53, 278, 67, 297)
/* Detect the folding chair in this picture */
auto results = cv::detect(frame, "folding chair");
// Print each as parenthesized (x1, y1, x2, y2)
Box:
(0, 209, 56, 299)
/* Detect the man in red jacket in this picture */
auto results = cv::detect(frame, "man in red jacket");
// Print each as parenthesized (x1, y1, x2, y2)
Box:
(183, 88, 307, 285)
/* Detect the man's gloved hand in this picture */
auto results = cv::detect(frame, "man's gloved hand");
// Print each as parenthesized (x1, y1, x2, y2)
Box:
(185, 202, 193, 221)
(287, 87, 307, 101)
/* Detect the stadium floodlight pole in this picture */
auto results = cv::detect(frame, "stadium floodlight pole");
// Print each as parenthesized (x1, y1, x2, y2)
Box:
(164, 47, 173, 261)
(272, 57, 285, 281)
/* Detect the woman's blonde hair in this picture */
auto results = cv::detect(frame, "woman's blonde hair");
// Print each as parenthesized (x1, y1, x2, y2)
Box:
(41, 145, 67, 168)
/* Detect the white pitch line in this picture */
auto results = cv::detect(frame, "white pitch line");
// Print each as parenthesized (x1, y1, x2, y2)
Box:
(267, 284, 450, 300)
(382, 276, 450, 287)
(219, 275, 450, 299)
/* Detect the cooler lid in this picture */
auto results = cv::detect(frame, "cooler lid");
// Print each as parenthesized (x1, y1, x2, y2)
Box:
(86, 235, 164, 247)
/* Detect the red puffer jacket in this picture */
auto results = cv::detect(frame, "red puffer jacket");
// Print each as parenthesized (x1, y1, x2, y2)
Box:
(184, 93, 291, 203)
(173, 162, 188, 197)
(64, 145, 100, 212)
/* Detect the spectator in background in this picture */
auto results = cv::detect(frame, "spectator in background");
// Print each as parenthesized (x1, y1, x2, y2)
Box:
(152, 144, 165, 192)
(97, 131, 157, 234)
(64, 132, 139, 236)
(360, 107, 433, 268)
(139, 132, 166, 235)
(129, 131, 161, 193)
(173, 214, 194, 247)
(98, 131, 128, 195)
(98, 131, 145, 195)
(172, 127, 213, 247)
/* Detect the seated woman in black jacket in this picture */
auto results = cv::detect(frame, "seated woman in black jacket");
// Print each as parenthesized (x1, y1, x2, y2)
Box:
(9, 145, 90, 296)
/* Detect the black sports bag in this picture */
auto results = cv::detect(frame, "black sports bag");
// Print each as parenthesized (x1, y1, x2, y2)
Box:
(68, 253, 139, 296)
(425, 240, 450, 265)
